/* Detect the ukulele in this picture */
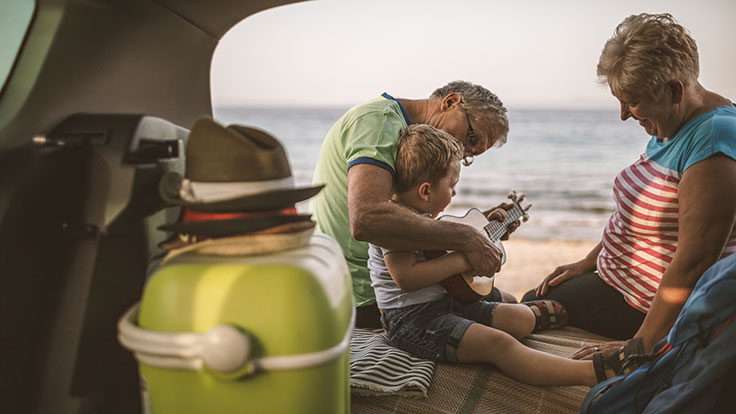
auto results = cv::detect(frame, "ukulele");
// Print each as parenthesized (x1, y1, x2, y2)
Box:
(427, 191, 531, 304)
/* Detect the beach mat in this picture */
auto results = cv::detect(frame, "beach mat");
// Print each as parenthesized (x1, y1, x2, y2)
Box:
(351, 327, 611, 414)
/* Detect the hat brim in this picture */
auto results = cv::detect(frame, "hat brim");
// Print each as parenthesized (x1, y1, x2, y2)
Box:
(162, 222, 316, 261)
(158, 213, 314, 237)
(159, 172, 324, 212)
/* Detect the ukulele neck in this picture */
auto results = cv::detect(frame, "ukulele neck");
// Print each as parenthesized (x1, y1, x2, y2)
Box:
(483, 204, 524, 242)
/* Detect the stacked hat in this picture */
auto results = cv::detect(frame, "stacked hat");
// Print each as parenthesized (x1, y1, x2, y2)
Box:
(158, 116, 323, 257)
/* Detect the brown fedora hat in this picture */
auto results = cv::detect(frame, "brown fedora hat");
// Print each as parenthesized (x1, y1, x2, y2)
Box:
(159, 116, 323, 211)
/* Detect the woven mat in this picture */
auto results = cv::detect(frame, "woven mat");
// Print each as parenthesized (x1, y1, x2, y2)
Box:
(351, 327, 611, 414)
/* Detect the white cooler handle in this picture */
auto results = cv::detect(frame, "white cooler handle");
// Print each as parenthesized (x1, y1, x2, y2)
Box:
(118, 303, 355, 376)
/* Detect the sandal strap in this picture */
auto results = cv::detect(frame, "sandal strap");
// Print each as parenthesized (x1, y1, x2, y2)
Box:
(619, 337, 647, 375)
(523, 300, 568, 332)
(592, 352, 609, 382)
(603, 337, 647, 376)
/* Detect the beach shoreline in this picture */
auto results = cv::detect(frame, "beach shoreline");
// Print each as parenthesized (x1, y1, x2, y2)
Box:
(493, 238, 597, 300)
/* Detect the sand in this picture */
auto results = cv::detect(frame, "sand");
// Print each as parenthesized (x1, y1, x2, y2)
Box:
(492, 238, 598, 301)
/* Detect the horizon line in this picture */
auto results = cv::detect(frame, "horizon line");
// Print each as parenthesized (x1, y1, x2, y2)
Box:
(213, 103, 619, 111)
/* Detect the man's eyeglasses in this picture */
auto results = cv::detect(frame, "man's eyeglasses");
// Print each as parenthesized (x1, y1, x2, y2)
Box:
(461, 103, 479, 167)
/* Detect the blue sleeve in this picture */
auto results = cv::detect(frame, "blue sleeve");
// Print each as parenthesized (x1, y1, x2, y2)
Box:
(348, 157, 394, 176)
(711, 108, 736, 160)
(683, 106, 736, 172)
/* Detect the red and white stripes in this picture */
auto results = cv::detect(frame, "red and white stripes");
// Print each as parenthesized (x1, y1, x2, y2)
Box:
(598, 155, 736, 313)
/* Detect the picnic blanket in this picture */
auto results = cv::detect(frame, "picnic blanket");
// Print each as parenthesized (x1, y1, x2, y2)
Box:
(351, 327, 612, 414)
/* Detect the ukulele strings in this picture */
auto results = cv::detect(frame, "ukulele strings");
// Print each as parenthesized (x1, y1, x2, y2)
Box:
(484, 205, 524, 242)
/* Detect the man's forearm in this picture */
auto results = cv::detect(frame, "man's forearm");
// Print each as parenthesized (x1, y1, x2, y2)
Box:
(354, 200, 478, 252)
(347, 163, 491, 269)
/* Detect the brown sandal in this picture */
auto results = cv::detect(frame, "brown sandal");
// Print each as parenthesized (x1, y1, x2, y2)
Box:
(593, 337, 648, 382)
(523, 300, 569, 332)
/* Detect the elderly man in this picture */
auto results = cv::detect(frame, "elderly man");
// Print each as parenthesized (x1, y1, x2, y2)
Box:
(310, 80, 513, 328)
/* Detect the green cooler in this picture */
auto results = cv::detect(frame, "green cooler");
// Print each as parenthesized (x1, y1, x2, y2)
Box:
(119, 233, 353, 413)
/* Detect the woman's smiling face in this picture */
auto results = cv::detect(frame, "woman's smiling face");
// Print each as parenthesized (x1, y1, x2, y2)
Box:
(614, 84, 682, 139)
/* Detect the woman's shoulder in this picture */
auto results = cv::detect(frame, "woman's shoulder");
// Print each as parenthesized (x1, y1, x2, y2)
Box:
(646, 105, 736, 174)
(689, 104, 736, 144)
(708, 104, 736, 154)
(679, 104, 736, 172)
(710, 116, 736, 169)
(673, 103, 736, 143)
(713, 104, 736, 133)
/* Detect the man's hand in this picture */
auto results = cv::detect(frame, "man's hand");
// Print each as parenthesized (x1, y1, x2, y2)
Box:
(483, 202, 519, 241)
(463, 227, 503, 276)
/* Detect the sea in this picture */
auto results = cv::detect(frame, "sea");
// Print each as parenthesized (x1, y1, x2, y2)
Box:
(214, 106, 649, 242)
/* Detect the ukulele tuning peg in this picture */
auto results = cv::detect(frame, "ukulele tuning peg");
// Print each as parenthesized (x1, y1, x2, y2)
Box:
(507, 190, 517, 201)
(522, 213, 529, 222)
(517, 193, 526, 202)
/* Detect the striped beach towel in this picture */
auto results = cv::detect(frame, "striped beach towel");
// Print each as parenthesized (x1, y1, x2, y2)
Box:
(349, 328, 435, 397)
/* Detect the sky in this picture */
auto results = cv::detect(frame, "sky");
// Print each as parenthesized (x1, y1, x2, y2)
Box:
(211, 0, 736, 110)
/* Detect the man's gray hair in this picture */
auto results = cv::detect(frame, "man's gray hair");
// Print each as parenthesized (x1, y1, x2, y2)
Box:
(431, 80, 509, 146)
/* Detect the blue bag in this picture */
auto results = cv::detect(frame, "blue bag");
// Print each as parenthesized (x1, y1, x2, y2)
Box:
(580, 254, 736, 414)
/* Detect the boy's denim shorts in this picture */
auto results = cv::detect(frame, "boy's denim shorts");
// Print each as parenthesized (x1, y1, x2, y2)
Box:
(381, 296, 499, 362)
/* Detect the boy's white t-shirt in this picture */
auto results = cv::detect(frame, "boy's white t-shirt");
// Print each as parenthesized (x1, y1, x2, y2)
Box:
(367, 243, 447, 309)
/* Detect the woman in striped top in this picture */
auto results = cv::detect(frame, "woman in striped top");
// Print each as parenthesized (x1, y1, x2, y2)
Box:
(523, 13, 736, 361)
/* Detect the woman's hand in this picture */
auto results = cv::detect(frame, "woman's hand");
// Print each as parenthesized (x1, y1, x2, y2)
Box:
(571, 340, 627, 360)
(535, 242, 602, 297)
(535, 259, 592, 297)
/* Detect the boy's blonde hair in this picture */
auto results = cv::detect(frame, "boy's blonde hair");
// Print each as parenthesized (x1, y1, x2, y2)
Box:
(394, 124, 464, 193)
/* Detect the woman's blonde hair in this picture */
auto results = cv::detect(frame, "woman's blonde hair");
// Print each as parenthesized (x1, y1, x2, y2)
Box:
(597, 13, 699, 100)
(393, 124, 463, 194)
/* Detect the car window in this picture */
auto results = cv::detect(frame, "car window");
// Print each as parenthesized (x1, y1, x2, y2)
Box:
(0, 0, 35, 94)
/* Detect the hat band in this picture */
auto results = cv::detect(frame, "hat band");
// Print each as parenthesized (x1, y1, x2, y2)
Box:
(181, 207, 298, 223)
(180, 177, 295, 203)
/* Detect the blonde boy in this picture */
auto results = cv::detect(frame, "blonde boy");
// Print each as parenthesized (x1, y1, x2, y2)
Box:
(368, 124, 635, 386)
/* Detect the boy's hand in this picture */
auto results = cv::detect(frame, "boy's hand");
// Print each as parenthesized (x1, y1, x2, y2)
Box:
(483, 202, 520, 241)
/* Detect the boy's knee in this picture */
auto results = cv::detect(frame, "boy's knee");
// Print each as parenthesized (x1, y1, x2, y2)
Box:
(511, 305, 536, 338)
(456, 323, 516, 363)
(495, 304, 535, 339)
